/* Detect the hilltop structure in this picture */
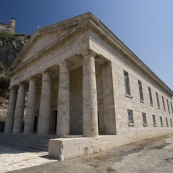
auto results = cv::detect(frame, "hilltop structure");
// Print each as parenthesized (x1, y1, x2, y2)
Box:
(4, 12, 173, 160)
(0, 18, 29, 68)
(0, 18, 16, 34)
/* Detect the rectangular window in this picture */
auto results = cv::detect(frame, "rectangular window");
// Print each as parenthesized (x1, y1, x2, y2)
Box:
(170, 119, 172, 127)
(124, 71, 131, 96)
(167, 99, 170, 113)
(156, 92, 160, 108)
(166, 118, 168, 126)
(162, 96, 166, 111)
(152, 115, 156, 126)
(142, 112, 147, 125)
(171, 102, 173, 114)
(127, 109, 134, 125)
(138, 80, 144, 101)
(148, 87, 153, 105)
(160, 116, 163, 126)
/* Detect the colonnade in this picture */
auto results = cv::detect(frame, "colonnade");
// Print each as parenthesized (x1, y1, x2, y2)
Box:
(4, 51, 99, 137)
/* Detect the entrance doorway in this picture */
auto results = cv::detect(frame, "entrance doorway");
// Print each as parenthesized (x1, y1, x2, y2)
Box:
(98, 110, 101, 135)
(98, 107, 105, 135)
(34, 116, 37, 132)
(52, 110, 57, 134)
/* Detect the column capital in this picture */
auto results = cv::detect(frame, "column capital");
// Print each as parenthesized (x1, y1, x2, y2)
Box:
(41, 70, 52, 76)
(58, 60, 73, 67)
(81, 50, 97, 57)
(29, 77, 37, 82)
(10, 85, 18, 90)
(18, 82, 27, 87)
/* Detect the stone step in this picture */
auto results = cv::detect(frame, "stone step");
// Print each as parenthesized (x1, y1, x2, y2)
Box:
(0, 132, 57, 151)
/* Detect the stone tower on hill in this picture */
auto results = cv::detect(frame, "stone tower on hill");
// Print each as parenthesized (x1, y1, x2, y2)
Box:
(0, 18, 16, 34)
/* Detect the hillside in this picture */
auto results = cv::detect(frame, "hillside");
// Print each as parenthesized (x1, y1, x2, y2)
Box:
(0, 32, 30, 67)
(0, 33, 30, 99)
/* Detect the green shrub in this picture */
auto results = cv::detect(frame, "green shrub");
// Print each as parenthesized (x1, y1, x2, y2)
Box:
(0, 76, 10, 90)
(0, 32, 28, 41)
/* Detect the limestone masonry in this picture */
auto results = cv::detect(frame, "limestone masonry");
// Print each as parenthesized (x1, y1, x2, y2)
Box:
(4, 12, 173, 160)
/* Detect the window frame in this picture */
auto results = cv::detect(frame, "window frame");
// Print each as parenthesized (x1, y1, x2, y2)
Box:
(171, 102, 173, 114)
(127, 109, 134, 126)
(142, 112, 147, 126)
(170, 119, 173, 127)
(167, 99, 170, 113)
(124, 71, 131, 96)
(138, 80, 144, 102)
(160, 116, 163, 127)
(162, 96, 166, 111)
(148, 87, 153, 106)
(166, 118, 168, 127)
(152, 115, 156, 127)
(156, 92, 160, 109)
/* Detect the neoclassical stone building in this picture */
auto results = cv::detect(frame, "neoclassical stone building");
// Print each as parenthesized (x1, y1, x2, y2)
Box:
(4, 12, 173, 159)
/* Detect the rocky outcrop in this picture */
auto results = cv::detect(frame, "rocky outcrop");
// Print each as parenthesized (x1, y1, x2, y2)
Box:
(0, 23, 15, 35)
(0, 33, 30, 67)
(0, 32, 30, 100)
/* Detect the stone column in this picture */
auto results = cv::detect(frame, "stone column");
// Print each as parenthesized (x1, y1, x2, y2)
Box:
(24, 78, 37, 134)
(4, 86, 18, 133)
(37, 71, 51, 135)
(13, 83, 26, 133)
(56, 61, 70, 136)
(82, 51, 98, 137)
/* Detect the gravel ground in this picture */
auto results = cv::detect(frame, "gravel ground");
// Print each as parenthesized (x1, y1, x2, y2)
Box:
(10, 134, 173, 173)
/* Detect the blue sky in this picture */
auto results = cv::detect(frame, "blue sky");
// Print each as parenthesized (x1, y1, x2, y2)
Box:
(1, 0, 173, 90)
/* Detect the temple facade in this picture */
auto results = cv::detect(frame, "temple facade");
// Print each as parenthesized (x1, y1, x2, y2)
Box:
(4, 12, 173, 143)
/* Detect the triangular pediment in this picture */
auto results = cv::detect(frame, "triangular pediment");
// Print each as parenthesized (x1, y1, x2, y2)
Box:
(11, 12, 94, 69)
(21, 28, 73, 64)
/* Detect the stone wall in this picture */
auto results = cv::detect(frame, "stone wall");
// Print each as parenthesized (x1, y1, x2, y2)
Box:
(49, 128, 173, 160)
(112, 52, 173, 136)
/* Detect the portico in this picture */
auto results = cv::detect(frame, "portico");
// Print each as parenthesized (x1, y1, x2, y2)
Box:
(5, 49, 115, 137)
